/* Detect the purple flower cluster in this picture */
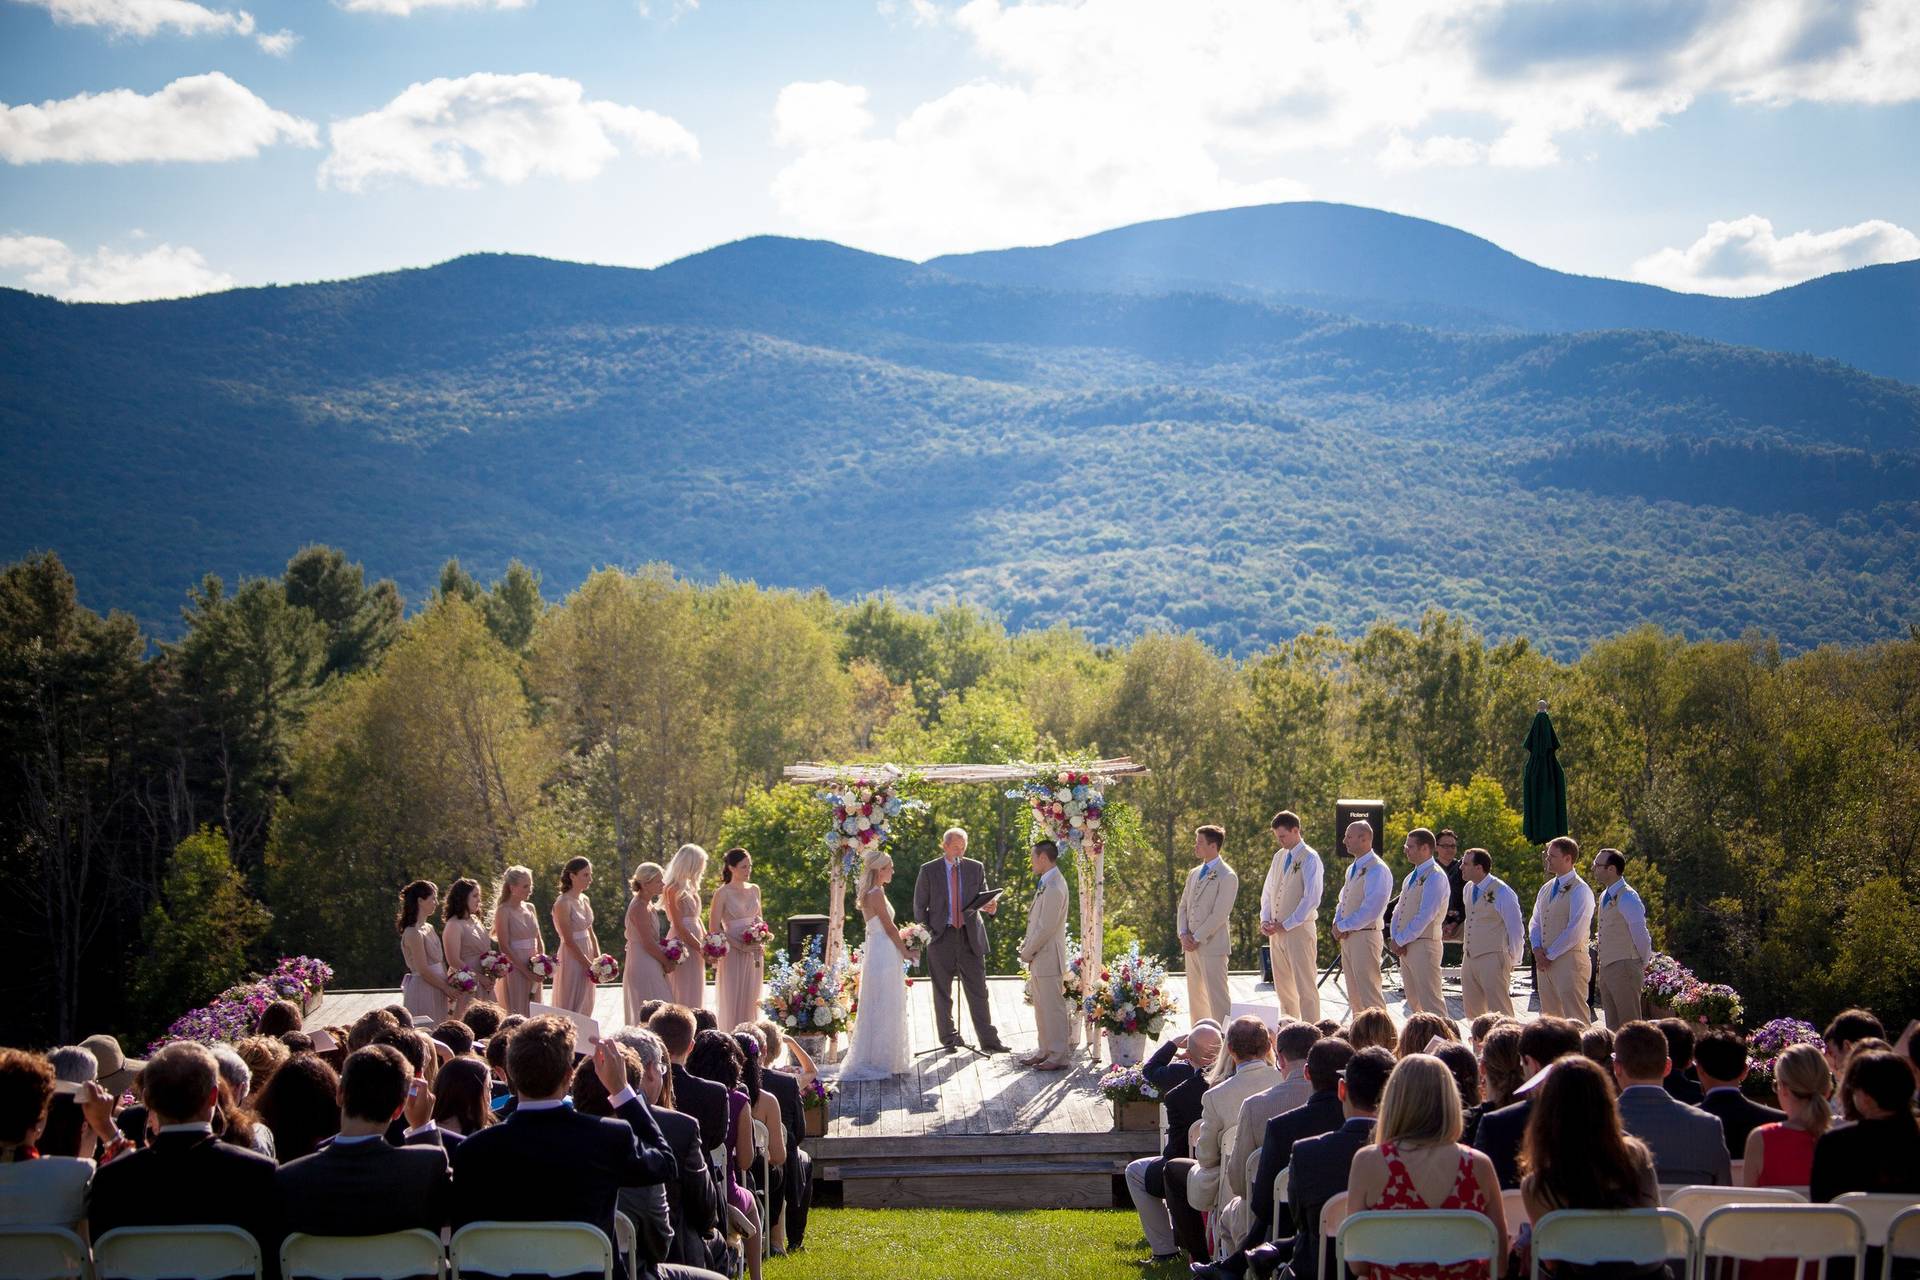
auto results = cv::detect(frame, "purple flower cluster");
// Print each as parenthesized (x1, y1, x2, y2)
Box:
(1096, 1063, 1161, 1104)
(799, 1077, 835, 1109)
(1747, 1017, 1822, 1088)
(146, 954, 334, 1054)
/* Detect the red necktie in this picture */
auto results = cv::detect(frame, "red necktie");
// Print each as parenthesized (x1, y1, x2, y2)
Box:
(949, 860, 961, 929)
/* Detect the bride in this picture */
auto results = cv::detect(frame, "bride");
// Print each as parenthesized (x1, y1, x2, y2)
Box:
(837, 850, 914, 1080)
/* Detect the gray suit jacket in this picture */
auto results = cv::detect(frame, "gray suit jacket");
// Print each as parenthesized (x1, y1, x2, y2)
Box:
(915, 856, 988, 954)
(1617, 1084, 1731, 1186)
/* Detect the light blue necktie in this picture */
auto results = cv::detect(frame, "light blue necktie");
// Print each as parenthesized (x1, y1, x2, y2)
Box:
(1283, 851, 1294, 875)
(1471, 884, 1480, 905)
(1348, 862, 1358, 882)
(1549, 877, 1562, 902)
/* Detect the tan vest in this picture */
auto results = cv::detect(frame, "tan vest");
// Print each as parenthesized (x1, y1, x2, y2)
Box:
(1274, 844, 1315, 924)
(1597, 882, 1640, 964)
(1538, 873, 1581, 945)
(1391, 862, 1444, 943)
(1463, 876, 1510, 959)
(1337, 857, 1381, 929)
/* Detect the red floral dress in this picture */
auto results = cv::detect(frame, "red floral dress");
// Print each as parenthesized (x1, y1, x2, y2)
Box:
(1373, 1141, 1492, 1280)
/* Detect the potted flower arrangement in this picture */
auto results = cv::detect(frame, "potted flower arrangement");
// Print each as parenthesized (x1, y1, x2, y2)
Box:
(1098, 1062, 1163, 1131)
(147, 954, 336, 1051)
(1673, 981, 1744, 1029)
(590, 953, 621, 985)
(270, 956, 334, 1014)
(1641, 953, 1695, 1019)
(762, 936, 856, 1063)
(1745, 1017, 1822, 1099)
(799, 1077, 835, 1137)
(1082, 942, 1177, 1065)
(529, 953, 558, 982)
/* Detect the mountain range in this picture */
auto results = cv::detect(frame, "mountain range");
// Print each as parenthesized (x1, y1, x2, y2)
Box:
(3, 200, 1916, 657)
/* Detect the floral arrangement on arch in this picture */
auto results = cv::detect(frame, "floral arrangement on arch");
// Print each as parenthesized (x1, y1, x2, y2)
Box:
(1005, 767, 1106, 855)
(763, 935, 857, 1035)
(816, 771, 924, 874)
(1097, 1062, 1162, 1105)
(1082, 941, 1177, 1038)
(147, 955, 335, 1053)
(1745, 1017, 1823, 1095)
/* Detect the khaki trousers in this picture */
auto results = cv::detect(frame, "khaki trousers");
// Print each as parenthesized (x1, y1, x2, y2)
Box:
(1399, 937, 1446, 1017)
(1461, 951, 1515, 1018)
(1539, 951, 1593, 1024)
(1598, 957, 1646, 1028)
(1340, 928, 1385, 1014)
(1270, 923, 1320, 1022)
(1185, 951, 1230, 1027)
(1030, 965, 1071, 1063)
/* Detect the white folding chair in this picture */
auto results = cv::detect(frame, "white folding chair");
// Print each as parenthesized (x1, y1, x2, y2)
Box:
(94, 1226, 262, 1280)
(1338, 1210, 1501, 1280)
(613, 1211, 636, 1280)
(448, 1222, 611, 1280)
(1270, 1166, 1290, 1244)
(0, 1226, 92, 1280)
(1667, 1184, 1806, 1226)
(1502, 1188, 1530, 1229)
(280, 1230, 444, 1280)
(749, 1117, 772, 1242)
(1529, 1208, 1696, 1280)
(1699, 1204, 1866, 1280)
(1318, 1190, 1351, 1280)
(1730, 1160, 1745, 1184)
(1886, 1207, 1920, 1280)
(1835, 1195, 1920, 1250)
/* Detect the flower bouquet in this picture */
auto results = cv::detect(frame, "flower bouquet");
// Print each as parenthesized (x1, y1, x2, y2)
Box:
(702, 934, 731, 964)
(899, 922, 930, 962)
(590, 953, 621, 984)
(742, 919, 775, 949)
(477, 950, 513, 982)
(661, 937, 689, 967)
(529, 953, 558, 981)
(762, 936, 856, 1037)
(1099, 1062, 1162, 1130)
(448, 967, 479, 995)
(799, 1076, 835, 1136)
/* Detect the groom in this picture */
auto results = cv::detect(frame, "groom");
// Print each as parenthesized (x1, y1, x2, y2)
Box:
(1018, 840, 1072, 1071)
(914, 827, 1009, 1053)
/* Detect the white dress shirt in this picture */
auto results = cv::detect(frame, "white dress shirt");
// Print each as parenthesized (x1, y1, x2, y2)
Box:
(1469, 875, 1526, 966)
(1600, 880, 1654, 963)
(1261, 840, 1324, 931)
(1334, 852, 1391, 932)
(1529, 872, 1595, 960)
(1390, 858, 1450, 947)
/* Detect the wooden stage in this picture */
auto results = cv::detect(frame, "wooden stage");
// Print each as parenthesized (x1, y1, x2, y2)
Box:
(315, 965, 1533, 1210)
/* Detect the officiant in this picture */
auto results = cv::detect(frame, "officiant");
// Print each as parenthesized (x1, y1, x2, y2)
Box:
(913, 828, 1012, 1054)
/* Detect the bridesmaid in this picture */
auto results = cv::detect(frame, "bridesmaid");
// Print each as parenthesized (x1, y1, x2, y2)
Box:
(709, 847, 766, 1031)
(663, 843, 710, 1012)
(551, 856, 599, 1016)
(491, 864, 545, 1016)
(398, 880, 452, 1022)
(441, 878, 490, 1018)
(624, 862, 677, 1024)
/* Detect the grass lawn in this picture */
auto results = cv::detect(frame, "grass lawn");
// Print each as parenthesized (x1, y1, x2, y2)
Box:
(767, 1208, 1190, 1280)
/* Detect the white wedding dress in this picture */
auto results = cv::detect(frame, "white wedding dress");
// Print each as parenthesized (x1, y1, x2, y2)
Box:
(837, 898, 911, 1081)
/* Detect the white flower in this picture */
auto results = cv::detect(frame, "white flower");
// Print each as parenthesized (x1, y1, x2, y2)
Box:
(1055, 787, 1072, 802)
(1069, 815, 1083, 828)
(784, 1014, 798, 1027)
(811, 1006, 832, 1027)
(856, 814, 871, 831)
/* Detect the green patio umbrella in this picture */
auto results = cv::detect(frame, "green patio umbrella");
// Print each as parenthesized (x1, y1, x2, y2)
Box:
(1523, 699, 1569, 843)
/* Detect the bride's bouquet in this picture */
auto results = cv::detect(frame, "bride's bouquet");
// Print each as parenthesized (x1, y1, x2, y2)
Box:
(661, 937, 689, 967)
(477, 950, 513, 982)
(529, 953, 557, 980)
(762, 936, 855, 1035)
(448, 967, 479, 995)
(702, 934, 731, 963)
(590, 953, 621, 984)
(741, 919, 775, 949)
(1082, 942, 1177, 1038)
(899, 922, 930, 961)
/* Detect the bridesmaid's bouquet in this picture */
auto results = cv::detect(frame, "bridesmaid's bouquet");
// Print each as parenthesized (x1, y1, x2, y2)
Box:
(590, 953, 621, 984)
(661, 937, 689, 966)
(529, 953, 558, 980)
(477, 950, 513, 982)
(742, 919, 775, 949)
(448, 967, 479, 995)
(702, 934, 731, 963)
(899, 923, 930, 961)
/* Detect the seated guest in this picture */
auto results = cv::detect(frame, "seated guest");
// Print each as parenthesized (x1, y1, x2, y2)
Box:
(1166, 1017, 1281, 1254)
(1314, 1019, 1343, 1040)
(1611, 1020, 1729, 1186)
(277, 1045, 452, 1236)
(1475, 1024, 1525, 1123)
(257, 1000, 303, 1039)
(1822, 1008, 1885, 1077)
(85, 1043, 280, 1264)
(1434, 1043, 1484, 1144)
(732, 1031, 786, 1250)
(1656, 1018, 1704, 1104)
(1127, 1021, 1221, 1264)
(1348, 1008, 1398, 1054)
(1519, 1056, 1659, 1222)
(651, 1005, 728, 1154)
(692, 1009, 719, 1034)
(746, 1020, 810, 1253)
(460, 1000, 505, 1043)
(1395, 1012, 1458, 1059)
(686, 1030, 764, 1280)
(634, 999, 665, 1026)
(0, 1048, 117, 1231)
(1473, 1017, 1584, 1188)
(1694, 1029, 1784, 1158)
(1743, 1044, 1831, 1187)
(431, 1019, 476, 1058)
(451, 1016, 675, 1280)
(1348, 1054, 1507, 1275)
(613, 1027, 720, 1275)
(1235, 1037, 1353, 1268)
(1282, 1045, 1395, 1280)
(279, 1032, 315, 1057)
(254, 1052, 341, 1162)
(373, 1028, 452, 1148)
(210, 1045, 276, 1159)
(1581, 1026, 1616, 1074)
(574, 1046, 673, 1265)
(1809, 1050, 1920, 1202)
(346, 1008, 402, 1053)
(1468, 1014, 1507, 1054)
(1229, 1020, 1321, 1207)
(234, 1037, 290, 1105)
(41, 1047, 101, 1160)
(430, 1058, 494, 1138)
(484, 1027, 514, 1108)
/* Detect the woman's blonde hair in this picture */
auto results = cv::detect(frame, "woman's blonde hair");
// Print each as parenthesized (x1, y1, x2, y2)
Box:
(1376, 1053, 1463, 1146)
(1773, 1044, 1834, 1136)
(1349, 1007, 1398, 1053)
(858, 851, 894, 899)
(631, 862, 665, 895)
(664, 843, 708, 893)
(491, 865, 532, 924)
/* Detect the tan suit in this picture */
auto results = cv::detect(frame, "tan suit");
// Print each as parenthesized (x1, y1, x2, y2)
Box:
(1178, 857, 1238, 1027)
(1186, 1059, 1284, 1215)
(1460, 875, 1521, 1018)
(1021, 867, 1072, 1065)
(1262, 841, 1321, 1022)
(1529, 873, 1594, 1024)
(1334, 853, 1389, 1014)
(1389, 860, 1448, 1017)
(1596, 881, 1651, 1027)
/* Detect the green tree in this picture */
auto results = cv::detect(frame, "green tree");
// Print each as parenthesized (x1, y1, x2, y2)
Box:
(282, 545, 402, 680)
(482, 560, 545, 653)
(130, 827, 272, 1034)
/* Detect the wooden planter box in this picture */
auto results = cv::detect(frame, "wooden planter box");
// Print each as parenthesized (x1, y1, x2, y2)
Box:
(804, 1107, 827, 1138)
(1113, 1101, 1159, 1131)
(302, 987, 324, 1016)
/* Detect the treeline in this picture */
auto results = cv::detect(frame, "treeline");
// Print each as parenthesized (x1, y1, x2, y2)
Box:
(3, 548, 1916, 1048)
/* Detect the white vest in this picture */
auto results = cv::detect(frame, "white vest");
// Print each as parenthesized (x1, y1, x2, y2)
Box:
(1463, 877, 1509, 959)
(1390, 863, 1444, 943)
(1597, 883, 1640, 964)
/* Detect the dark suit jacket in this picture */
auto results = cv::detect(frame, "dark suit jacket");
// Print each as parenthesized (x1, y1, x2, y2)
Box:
(277, 1136, 453, 1236)
(1143, 1039, 1203, 1162)
(87, 1129, 281, 1272)
(1288, 1116, 1376, 1280)
(762, 1068, 809, 1218)
(654, 1104, 716, 1264)
(1809, 1116, 1920, 1203)
(1617, 1085, 1730, 1186)
(1472, 1096, 1533, 1189)
(914, 856, 989, 954)
(1247, 1087, 1345, 1246)
(1700, 1088, 1785, 1158)
(672, 1064, 730, 1156)
(1664, 1068, 1704, 1106)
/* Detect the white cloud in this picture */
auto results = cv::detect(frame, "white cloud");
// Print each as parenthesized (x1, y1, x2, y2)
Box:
(0, 233, 234, 302)
(338, 0, 532, 14)
(773, 81, 873, 148)
(318, 72, 697, 191)
(14, 0, 301, 53)
(1631, 214, 1920, 295)
(0, 73, 318, 164)
(772, 0, 1920, 257)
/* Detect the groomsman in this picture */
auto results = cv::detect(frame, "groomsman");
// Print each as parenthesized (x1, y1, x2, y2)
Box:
(1592, 848, 1654, 1027)
(1387, 828, 1449, 1018)
(1018, 841, 1072, 1071)
(1177, 826, 1238, 1027)
(1331, 820, 1391, 1014)
(1459, 848, 1524, 1018)
(1528, 836, 1595, 1023)
(1259, 810, 1323, 1022)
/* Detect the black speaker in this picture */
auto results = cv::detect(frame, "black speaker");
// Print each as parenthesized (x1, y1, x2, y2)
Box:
(787, 914, 827, 960)
(1334, 799, 1385, 855)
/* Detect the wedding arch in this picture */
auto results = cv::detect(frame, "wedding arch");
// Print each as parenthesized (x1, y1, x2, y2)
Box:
(780, 757, 1147, 1035)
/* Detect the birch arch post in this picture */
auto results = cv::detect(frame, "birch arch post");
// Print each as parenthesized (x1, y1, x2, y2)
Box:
(782, 757, 1147, 1040)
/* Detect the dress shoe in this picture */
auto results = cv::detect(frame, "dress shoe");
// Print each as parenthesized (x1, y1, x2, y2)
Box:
(979, 1040, 1011, 1054)
(1189, 1265, 1232, 1279)
(1033, 1056, 1070, 1071)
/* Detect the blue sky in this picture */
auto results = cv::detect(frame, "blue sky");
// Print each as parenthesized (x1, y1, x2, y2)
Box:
(3, 0, 1918, 302)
